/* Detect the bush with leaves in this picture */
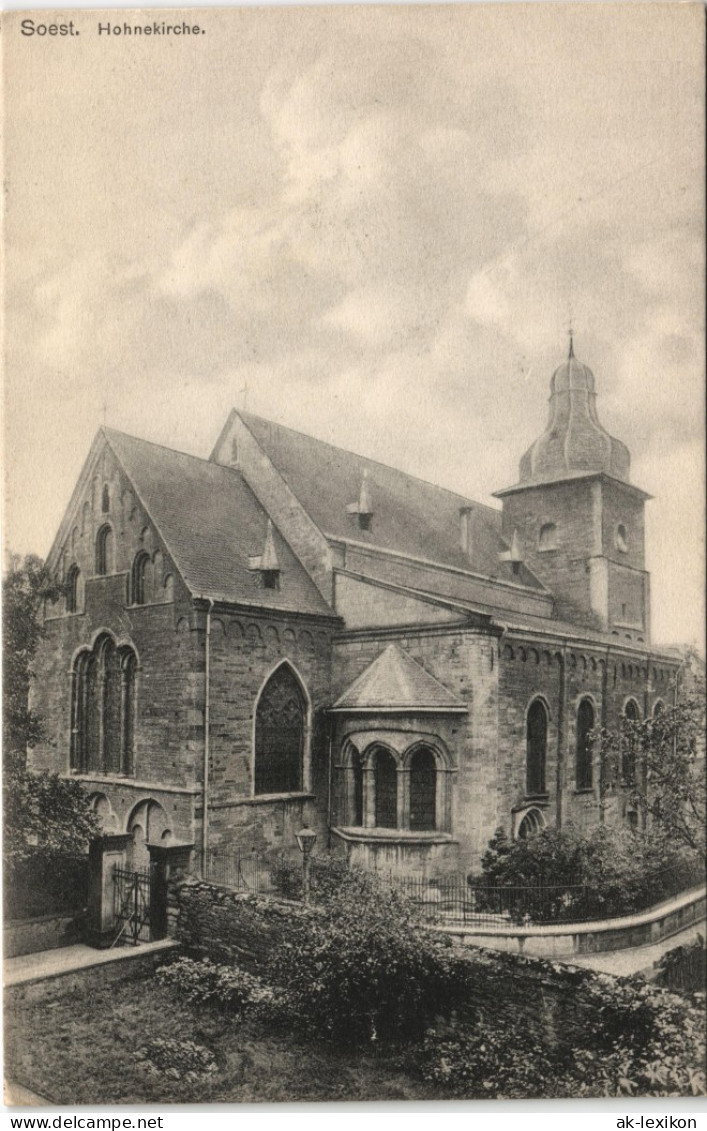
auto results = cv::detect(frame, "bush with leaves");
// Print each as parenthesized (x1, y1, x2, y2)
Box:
(156, 957, 275, 1018)
(271, 853, 361, 904)
(266, 863, 458, 1047)
(3, 767, 99, 918)
(655, 935, 706, 996)
(473, 825, 702, 922)
(593, 684, 706, 856)
(136, 1038, 217, 1082)
(2, 552, 58, 771)
(418, 1014, 561, 1099)
(556, 989, 706, 1098)
(418, 973, 705, 1100)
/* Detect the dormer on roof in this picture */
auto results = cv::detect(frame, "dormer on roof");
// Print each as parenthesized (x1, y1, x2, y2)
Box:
(498, 529, 523, 575)
(346, 470, 374, 531)
(248, 519, 281, 589)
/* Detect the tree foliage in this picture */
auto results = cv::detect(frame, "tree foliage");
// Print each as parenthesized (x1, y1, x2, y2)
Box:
(593, 684, 706, 854)
(2, 552, 58, 769)
(473, 824, 702, 921)
(3, 766, 99, 870)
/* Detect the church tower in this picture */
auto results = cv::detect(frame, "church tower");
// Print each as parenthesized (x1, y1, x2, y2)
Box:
(494, 340, 651, 642)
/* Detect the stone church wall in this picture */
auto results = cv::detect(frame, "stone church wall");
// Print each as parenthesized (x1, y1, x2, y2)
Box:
(203, 609, 335, 860)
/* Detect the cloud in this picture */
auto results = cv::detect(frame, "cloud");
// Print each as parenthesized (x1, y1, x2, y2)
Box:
(4, 5, 703, 646)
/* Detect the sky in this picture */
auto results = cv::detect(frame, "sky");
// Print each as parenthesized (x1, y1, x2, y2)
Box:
(3, 3, 705, 646)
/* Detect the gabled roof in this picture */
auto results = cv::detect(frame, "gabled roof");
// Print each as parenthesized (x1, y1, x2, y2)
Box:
(331, 643, 467, 713)
(105, 430, 333, 617)
(231, 411, 543, 591)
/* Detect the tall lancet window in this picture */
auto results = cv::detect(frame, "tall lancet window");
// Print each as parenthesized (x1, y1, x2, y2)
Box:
(526, 699, 548, 795)
(254, 665, 305, 794)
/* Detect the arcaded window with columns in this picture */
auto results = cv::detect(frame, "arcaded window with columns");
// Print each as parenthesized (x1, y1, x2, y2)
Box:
(340, 739, 450, 833)
(70, 634, 137, 775)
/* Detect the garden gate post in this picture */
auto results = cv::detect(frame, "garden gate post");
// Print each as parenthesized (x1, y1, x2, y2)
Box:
(147, 842, 195, 940)
(86, 833, 132, 948)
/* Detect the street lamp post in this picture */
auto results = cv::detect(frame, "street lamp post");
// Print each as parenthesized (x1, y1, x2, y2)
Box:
(295, 824, 317, 904)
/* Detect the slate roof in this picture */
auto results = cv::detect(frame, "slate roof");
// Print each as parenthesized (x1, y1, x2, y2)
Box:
(105, 430, 333, 617)
(235, 412, 544, 590)
(331, 643, 467, 712)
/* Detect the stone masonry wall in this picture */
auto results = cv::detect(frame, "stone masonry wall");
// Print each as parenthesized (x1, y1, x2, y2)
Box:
(169, 875, 691, 1064)
(202, 607, 336, 861)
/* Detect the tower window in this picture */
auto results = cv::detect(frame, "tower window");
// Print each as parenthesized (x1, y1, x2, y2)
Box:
(538, 522, 558, 551)
(615, 524, 629, 553)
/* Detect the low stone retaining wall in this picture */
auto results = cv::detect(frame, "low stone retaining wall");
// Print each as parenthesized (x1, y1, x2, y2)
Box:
(432, 885, 706, 958)
(168, 875, 700, 1061)
(170, 877, 317, 973)
(5, 942, 177, 1006)
(4, 913, 83, 958)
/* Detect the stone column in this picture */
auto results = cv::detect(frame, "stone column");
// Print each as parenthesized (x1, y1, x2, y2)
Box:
(147, 842, 195, 941)
(86, 833, 132, 949)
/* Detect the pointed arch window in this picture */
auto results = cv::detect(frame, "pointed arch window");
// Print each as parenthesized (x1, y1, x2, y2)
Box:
(102, 484, 110, 513)
(576, 698, 594, 789)
(526, 699, 547, 795)
(373, 748, 397, 828)
(409, 747, 437, 831)
(254, 665, 306, 795)
(351, 749, 364, 827)
(622, 699, 640, 785)
(95, 524, 114, 576)
(66, 564, 81, 613)
(131, 552, 150, 605)
(70, 635, 137, 775)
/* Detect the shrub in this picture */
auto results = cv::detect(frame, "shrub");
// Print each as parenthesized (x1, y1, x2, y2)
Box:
(418, 971, 706, 1099)
(266, 866, 458, 1047)
(135, 1038, 217, 1081)
(271, 853, 368, 905)
(655, 935, 706, 996)
(156, 957, 275, 1017)
(472, 825, 702, 922)
(418, 1015, 560, 1098)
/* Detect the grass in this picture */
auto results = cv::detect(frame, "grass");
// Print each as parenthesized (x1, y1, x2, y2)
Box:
(5, 972, 440, 1104)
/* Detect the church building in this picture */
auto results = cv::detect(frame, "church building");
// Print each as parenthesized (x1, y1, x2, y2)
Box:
(30, 344, 679, 877)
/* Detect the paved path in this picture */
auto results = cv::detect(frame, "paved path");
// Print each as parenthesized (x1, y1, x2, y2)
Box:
(565, 921, 704, 978)
(4, 938, 176, 988)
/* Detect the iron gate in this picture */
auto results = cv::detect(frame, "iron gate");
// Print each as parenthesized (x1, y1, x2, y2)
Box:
(112, 865, 153, 946)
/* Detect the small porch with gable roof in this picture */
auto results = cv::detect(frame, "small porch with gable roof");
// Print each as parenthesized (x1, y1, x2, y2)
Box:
(328, 643, 466, 878)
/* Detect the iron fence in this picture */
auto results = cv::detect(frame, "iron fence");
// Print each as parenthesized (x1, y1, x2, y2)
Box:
(388, 876, 592, 926)
(204, 848, 274, 894)
(200, 849, 704, 927)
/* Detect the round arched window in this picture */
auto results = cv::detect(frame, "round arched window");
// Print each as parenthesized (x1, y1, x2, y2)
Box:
(615, 524, 629, 553)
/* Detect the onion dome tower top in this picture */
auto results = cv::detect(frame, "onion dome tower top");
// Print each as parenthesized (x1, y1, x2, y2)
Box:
(518, 336, 631, 486)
